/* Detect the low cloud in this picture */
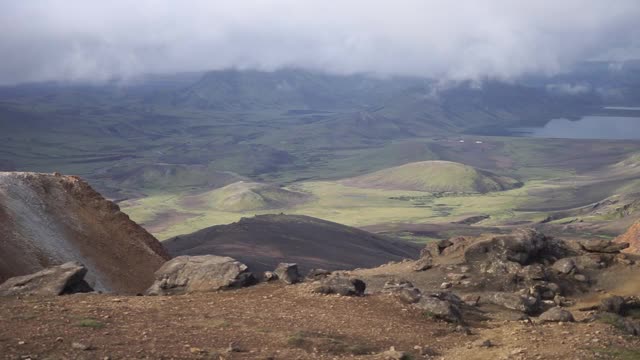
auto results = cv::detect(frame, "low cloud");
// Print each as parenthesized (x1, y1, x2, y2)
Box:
(0, 1, 639, 85)
(546, 83, 592, 95)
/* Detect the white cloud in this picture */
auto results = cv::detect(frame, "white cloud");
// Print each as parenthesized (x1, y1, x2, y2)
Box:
(0, 0, 638, 84)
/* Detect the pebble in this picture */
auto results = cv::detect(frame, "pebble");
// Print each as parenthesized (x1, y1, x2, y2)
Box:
(474, 339, 493, 348)
(71, 342, 93, 351)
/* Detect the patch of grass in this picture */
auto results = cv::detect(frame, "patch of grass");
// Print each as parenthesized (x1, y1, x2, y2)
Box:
(286, 332, 307, 348)
(77, 318, 105, 329)
(591, 347, 640, 360)
(422, 311, 436, 319)
(286, 331, 375, 355)
(627, 308, 640, 319)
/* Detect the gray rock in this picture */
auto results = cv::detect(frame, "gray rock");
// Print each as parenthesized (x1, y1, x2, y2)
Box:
(579, 239, 629, 253)
(484, 292, 540, 314)
(262, 271, 277, 282)
(382, 279, 422, 304)
(441, 237, 469, 256)
(574, 274, 588, 282)
(305, 268, 331, 281)
(421, 239, 453, 257)
(414, 293, 462, 323)
(0, 262, 93, 297)
(538, 307, 575, 322)
(462, 294, 480, 306)
(396, 287, 422, 304)
(380, 347, 409, 360)
(599, 296, 626, 315)
(552, 258, 576, 274)
(382, 279, 414, 292)
(71, 342, 93, 351)
(274, 263, 301, 284)
(447, 273, 467, 281)
(520, 264, 547, 281)
(530, 283, 560, 300)
(464, 229, 548, 265)
(145, 255, 254, 295)
(474, 339, 493, 348)
(312, 277, 366, 296)
(412, 256, 433, 271)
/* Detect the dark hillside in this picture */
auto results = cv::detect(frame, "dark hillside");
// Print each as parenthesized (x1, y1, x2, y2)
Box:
(165, 214, 420, 273)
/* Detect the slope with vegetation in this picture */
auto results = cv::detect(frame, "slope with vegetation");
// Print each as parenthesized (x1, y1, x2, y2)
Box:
(342, 160, 521, 193)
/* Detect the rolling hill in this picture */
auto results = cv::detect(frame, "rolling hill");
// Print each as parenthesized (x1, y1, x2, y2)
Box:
(342, 160, 521, 193)
(164, 214, 420, 273)
(183, 181, 311, 212)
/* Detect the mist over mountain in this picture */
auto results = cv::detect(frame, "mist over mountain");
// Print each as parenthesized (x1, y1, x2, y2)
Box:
(1, 1, 639, 85)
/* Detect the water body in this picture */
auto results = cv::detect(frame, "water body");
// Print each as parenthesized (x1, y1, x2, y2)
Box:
(510, 115, 640, 140)
(603, 106, 640, 111)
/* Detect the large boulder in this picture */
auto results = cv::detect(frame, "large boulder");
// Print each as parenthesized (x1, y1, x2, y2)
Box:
(414, 293, 463, 323)
(421, 239, 453, 257)
(599, 296, 626, 315)
(464, 229, 549, 265)
(382, 279, 422, 304)
(538, 307, 575, 322)
(484, 292, 540, 314)
(579, 239, 629, 254)
(311, 276, 366, 296)
(306, 269, 331, 281)
(599, 295, 640, 316)
(412, 256, 433, 271)
(552, 258, 576, 274)
(0, 262, 93, 296)
(274, 263, 301, 284)
(146, 255, 254, 295)
(554, 255, 603, 272)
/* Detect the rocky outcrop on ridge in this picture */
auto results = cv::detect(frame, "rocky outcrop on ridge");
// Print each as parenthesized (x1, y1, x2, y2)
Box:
(0, 172, 169, 294)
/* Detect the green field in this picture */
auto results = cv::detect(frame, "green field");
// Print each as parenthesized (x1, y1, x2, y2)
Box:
(2, 70, 640, 241)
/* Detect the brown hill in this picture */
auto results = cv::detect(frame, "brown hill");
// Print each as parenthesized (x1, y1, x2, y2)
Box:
(0, 172, 169, 294)
(164, 214, 420, 273)
(615, 219, 640, 254)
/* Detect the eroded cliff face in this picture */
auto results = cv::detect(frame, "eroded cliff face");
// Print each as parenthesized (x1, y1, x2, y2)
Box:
(0, 172, 169, 294)
(616, 220, 640, 254)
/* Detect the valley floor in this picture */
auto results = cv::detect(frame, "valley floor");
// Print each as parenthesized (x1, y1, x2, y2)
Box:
(1, 283, 639, 360)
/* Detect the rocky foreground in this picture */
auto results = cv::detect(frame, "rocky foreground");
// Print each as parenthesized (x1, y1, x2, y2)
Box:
(1, 284, 639, 360)
(2, 228, 640, 359)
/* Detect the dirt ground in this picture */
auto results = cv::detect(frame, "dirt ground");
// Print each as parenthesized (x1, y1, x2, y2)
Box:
(1, 283, 639, 360)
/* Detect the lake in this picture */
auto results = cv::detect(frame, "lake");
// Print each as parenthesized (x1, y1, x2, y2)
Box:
(510, 115, 640, 140)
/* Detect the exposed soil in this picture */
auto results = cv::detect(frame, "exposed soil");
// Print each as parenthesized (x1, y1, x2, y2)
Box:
(1, 283, 638, 360)
(615, 220, 640, 254)
(0, 172, 169, 294)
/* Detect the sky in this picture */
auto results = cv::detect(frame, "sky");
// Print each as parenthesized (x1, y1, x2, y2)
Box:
(1, 0, 639, 85)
